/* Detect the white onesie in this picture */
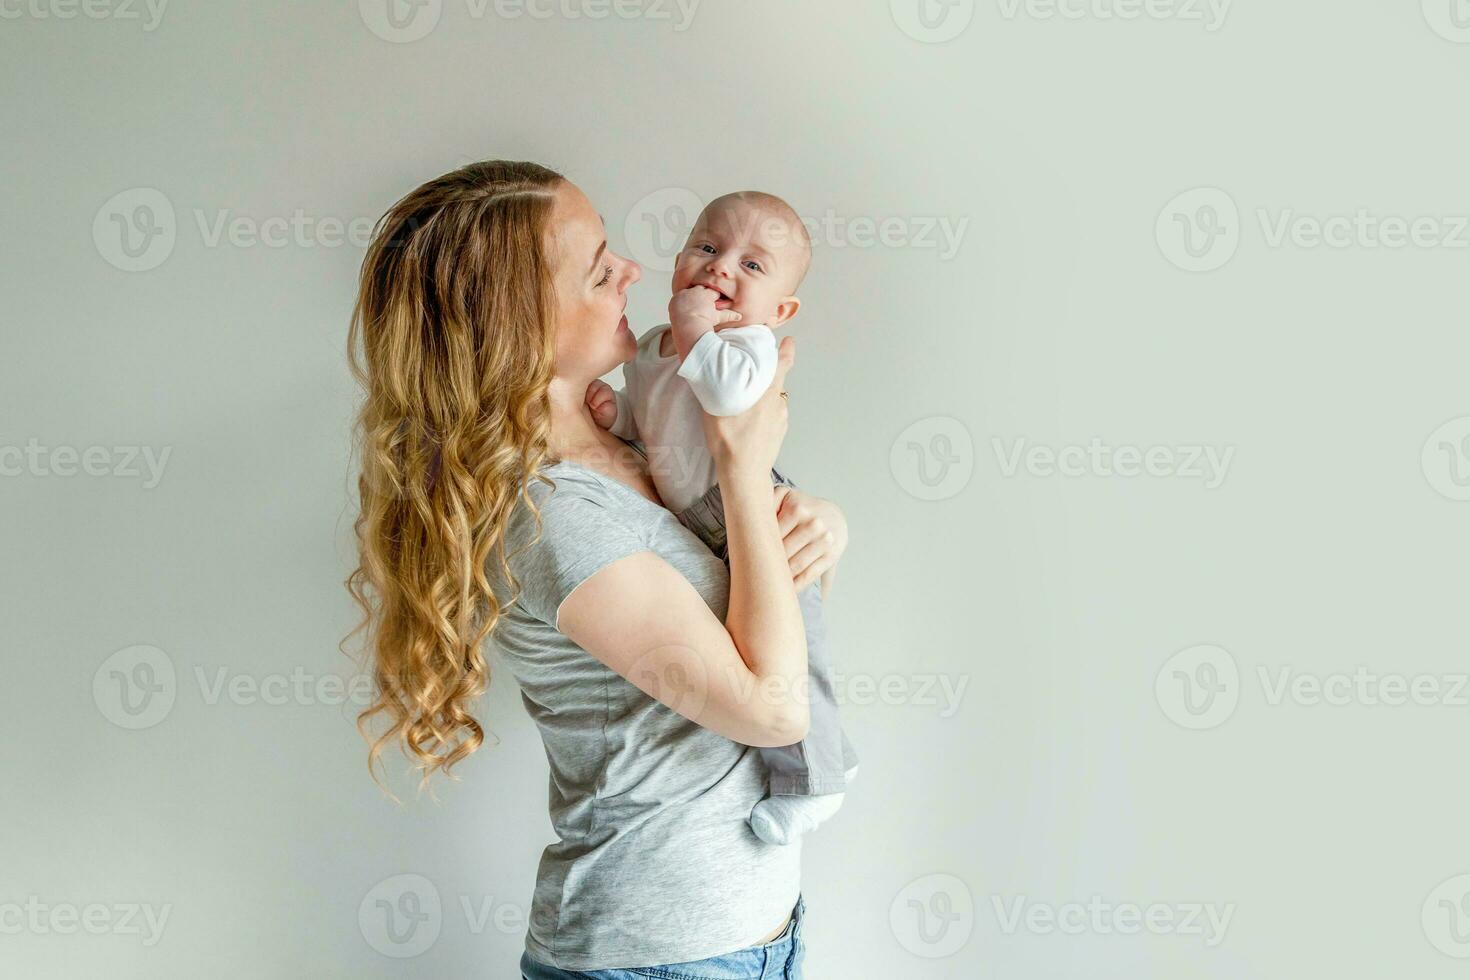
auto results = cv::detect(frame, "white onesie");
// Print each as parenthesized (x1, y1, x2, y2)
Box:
(608, 323, 779, 514)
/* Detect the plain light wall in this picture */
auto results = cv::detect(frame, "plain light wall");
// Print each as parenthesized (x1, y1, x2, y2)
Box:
(4, 2, 1470, 977)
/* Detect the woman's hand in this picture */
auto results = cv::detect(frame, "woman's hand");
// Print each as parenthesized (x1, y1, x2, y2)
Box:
(701, 336, 795, 481)
(775, 486, 849, 594)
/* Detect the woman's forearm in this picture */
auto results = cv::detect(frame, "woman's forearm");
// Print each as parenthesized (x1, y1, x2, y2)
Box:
(720, 465, 809, 701)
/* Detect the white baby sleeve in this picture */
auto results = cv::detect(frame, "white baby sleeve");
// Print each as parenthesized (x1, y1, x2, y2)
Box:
(674, 325, 779, 417)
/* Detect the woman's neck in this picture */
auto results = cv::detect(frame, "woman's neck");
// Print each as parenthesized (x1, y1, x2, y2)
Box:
(544, 375, 654, 498)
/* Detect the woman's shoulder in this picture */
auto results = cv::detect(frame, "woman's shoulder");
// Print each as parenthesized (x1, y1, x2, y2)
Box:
(497, 448, 666, 624)
(508, 448, 650, 542)
(508, 469, 613, 547)
(519, 460, 605, 503)
(521, 441, 647, 503)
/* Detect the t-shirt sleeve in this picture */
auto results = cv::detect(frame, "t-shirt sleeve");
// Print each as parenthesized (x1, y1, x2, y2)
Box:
(503, 484, 650, 629)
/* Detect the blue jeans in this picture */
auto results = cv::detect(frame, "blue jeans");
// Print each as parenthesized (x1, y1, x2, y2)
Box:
(519, 895, 807, 979)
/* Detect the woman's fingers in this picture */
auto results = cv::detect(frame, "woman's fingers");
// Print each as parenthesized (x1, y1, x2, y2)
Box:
(782, 518, 829, 560)
(777, 492, 828, 545)
(776, 491, 837, 584)
(791, 548, 834, 592)
(775, 488, 835, 555)
(784, 528, 817, 565)
(788, 536, 826, 576)
(773, 487, 849, 590)
(774, 486, 806, 538)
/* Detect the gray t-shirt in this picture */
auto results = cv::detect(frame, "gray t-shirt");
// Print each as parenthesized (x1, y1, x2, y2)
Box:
(490, 440, 801, 971)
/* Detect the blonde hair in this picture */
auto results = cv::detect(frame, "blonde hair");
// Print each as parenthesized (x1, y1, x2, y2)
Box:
(344, 160, 564, 799)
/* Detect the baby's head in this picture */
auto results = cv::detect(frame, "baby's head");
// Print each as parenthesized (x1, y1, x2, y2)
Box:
(671, 191, 812, 329)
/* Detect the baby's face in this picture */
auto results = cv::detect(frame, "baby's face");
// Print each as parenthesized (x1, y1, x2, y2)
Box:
(671, 202, 804, 328)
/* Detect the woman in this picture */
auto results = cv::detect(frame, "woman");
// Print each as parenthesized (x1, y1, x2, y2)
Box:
(346, 161, 849, 978)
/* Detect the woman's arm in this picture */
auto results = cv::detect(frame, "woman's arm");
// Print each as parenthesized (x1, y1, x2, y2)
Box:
(556, 550, 808, 746)
(554, 338, 810, 747)
(717, 461, 809, 725)
(700, 336, 807, 730)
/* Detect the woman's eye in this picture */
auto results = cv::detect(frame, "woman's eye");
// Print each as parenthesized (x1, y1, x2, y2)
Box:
(595, 265, 613, 287)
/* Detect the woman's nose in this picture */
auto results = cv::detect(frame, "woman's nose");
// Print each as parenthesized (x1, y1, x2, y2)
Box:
(623, 258, 642, 288)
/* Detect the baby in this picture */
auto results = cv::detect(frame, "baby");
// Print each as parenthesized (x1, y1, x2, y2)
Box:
(585, 191, 859, 845)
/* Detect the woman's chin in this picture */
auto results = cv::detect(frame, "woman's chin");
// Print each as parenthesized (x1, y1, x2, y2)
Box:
(614, 316, 637, 354)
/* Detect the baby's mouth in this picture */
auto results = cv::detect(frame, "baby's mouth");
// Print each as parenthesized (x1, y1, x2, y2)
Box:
(700, 282, 735, 309)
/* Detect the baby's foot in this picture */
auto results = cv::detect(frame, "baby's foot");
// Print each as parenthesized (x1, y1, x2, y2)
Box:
(749, 765, 858, 845)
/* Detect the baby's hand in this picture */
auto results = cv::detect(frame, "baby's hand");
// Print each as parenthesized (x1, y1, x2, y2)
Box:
(585, 380, 619, 430)
(669, 285, 741, 344)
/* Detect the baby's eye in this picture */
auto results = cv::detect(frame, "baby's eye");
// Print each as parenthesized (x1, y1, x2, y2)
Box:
(696, 243, 716, 254)
(742, 259, 763, 272)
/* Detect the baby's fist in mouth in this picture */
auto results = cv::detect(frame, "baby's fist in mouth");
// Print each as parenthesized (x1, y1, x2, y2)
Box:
(669, 285, 741, 337)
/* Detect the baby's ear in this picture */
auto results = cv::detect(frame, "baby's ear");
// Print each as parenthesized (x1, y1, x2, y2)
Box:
(769, 295, 801, 328)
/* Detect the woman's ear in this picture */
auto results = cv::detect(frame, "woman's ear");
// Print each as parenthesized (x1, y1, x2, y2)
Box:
(769, 295, 801, 328)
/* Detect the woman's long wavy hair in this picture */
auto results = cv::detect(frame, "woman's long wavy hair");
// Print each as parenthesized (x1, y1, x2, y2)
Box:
(345, 160, 564, 800)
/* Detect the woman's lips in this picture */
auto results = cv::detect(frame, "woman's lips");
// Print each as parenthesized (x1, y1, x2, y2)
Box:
(618, 314, 629, 331)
